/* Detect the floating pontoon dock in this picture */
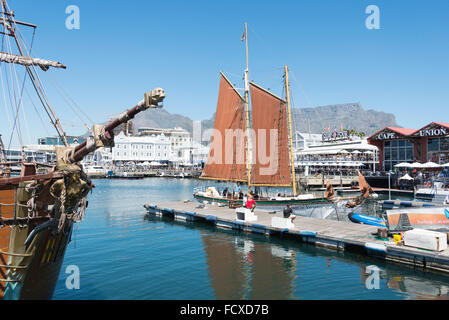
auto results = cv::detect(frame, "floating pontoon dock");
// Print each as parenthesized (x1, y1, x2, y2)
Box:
(145, 201, 449, 275)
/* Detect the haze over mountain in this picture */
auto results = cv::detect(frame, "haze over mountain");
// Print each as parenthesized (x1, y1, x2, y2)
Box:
(133, 102, 398, 137)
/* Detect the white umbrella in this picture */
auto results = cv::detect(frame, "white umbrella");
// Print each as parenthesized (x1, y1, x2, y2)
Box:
(443, 163, 449, 167)
(399, 173, 414, 180)
(339, 150, 349, 154)
(411, 162, 424, 168)
(421, 162, 442, 168)
(364, 151, 374, 155)
(395, 162, 412, 168)
(352, 150, 361, 154)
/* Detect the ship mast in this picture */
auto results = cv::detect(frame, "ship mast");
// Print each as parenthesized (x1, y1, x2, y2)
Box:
(0, 0, 69, 146)
(243, 22, 251, 189)
(284, 65, 297, 196)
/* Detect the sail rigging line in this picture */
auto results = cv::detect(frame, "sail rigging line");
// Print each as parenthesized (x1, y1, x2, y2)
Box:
(46, 74, 94, 126)
(1, 1, 68, 146)
(290, 70, 328, 134)
(45, 76, 91, 130)
(8, 39, 35, 147)
(23, 84, 54, 141)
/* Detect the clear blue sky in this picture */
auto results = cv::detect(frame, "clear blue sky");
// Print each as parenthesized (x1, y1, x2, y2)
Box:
(1, 0, 449, 146)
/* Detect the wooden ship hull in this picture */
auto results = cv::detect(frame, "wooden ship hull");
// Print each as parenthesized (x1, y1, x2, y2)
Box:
(0, 86, 165, 300)
(0, 171, 76, 299)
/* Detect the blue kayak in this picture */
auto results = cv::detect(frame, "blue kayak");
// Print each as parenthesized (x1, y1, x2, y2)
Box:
(348, 212, 387, 227)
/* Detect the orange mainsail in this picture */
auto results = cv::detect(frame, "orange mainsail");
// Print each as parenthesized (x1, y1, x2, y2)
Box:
(249, 82, 292, 186)
(201, 73, 247, 182)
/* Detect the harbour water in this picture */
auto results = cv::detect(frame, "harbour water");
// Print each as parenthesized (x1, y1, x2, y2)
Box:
(53, 178, 449, 300)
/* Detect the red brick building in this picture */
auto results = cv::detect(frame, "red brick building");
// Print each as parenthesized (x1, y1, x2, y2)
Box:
(367, 122, 449, 171)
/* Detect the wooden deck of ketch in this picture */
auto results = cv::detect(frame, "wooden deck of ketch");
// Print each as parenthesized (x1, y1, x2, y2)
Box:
(147, 201, 449, 275)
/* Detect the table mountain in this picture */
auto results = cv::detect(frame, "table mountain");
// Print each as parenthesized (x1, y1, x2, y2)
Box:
(132, 102, 398, 137)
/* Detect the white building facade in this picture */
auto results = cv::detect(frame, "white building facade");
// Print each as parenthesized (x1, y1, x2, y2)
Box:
(112, 131, 171, 162)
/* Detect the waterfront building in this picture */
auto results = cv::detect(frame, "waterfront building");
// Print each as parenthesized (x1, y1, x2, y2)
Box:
(293, 132, 323, 150)
(137, 126, 192, 149)
(367, 122, 449, 171)
(295, 137, 379, 173)
(173, 141, 209, 164)
(38, 135, 85, 146)
(112, 131, 171, 162)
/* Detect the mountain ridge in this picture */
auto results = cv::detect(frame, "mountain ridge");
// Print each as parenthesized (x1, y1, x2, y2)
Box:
(132, 102, 398, 137)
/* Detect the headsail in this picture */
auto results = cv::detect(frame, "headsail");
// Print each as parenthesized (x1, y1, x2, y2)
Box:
(249, 82, 292, 186)
(0, 51, 66, 71)
(201, 73, 247, 182)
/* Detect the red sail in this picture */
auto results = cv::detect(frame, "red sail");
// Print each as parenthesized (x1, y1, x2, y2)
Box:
(249, 82, 292, 186)
(201, 73, 247, 182)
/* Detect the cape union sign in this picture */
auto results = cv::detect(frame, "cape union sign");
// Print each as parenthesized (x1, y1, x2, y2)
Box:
(376, 131, 397, 140)
(322, 131, 348, 141)
(418, 127, 447, 137)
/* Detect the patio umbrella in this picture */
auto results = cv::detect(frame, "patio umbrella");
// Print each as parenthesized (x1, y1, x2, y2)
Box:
(399, 173, 414, 180)
(411, 162, 424, 168)
(352, 151, 361, 154)
(395, 162, 412, 168)
(421, 162, 442, 168)
(443, 163, 449, 167)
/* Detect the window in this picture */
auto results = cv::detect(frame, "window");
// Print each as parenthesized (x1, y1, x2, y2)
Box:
(383, 139, 414, 171)
(427, 137, 449, 163)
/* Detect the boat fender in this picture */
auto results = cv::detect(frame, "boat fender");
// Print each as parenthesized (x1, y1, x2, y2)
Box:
(365, 242, 387, 253)
(299, 230, 317, 237)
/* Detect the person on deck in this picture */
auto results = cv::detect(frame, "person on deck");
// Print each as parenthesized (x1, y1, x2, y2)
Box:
(234, 183, 241, 198)
(245, 195, 256, 212)
(283, 205, 296, 223)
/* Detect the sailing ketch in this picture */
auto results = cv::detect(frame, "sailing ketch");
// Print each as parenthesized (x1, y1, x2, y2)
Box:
(194, 23, 355, 210)
(0, 1, 165, 299)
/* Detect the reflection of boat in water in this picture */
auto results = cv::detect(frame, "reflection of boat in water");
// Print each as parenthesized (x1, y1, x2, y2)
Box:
(201, 231, 296, 299)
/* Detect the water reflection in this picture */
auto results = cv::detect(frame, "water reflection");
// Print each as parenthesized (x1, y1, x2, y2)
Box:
(195, 223, 449, 300)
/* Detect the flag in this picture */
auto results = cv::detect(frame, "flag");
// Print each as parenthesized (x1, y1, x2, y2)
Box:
(241, 27, 246, 42)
